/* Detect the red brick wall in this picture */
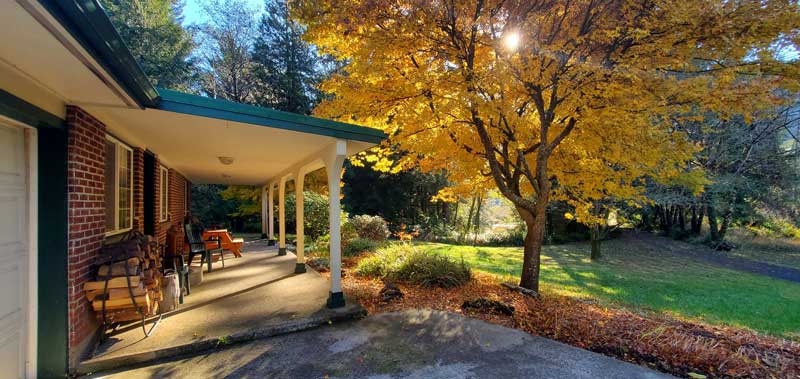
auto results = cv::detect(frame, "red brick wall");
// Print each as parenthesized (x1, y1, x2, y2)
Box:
(64, 107, 193, 365)
(65, 106, 105, 356)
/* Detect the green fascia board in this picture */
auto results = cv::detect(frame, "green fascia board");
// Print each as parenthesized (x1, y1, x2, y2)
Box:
(0, 89, 63, 129)
(156, 88, 387, 144)
(37, 0, 159, 108)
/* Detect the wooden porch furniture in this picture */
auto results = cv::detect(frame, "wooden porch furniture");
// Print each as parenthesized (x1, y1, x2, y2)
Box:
(202, 229, 244, 258)
(184, 223, 224, 272)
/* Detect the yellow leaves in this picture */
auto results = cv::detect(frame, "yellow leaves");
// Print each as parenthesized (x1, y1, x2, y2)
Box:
(663, 169, 710, 196)
(294, 0, 799, 212)
(431, 188, 458, 203)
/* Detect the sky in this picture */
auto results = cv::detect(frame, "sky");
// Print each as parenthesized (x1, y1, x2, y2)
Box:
(180, 0, 264, 26)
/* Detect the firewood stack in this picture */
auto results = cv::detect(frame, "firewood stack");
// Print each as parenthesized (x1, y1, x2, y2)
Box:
(83, 233, 165, 323)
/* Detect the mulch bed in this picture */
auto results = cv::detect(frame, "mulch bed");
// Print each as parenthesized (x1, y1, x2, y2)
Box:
(330, 257, 800, 379)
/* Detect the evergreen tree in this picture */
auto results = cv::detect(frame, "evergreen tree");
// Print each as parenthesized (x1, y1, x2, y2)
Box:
(252, 0, 329, 114)
(101, 0, 196, 91)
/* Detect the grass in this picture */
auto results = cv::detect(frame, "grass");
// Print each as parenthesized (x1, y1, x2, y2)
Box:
(724, 228, 800, 270)
(410, 235, 800, 338)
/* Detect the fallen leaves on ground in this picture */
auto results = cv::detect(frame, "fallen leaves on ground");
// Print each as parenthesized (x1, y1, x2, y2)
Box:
(329, 257, 800, 379)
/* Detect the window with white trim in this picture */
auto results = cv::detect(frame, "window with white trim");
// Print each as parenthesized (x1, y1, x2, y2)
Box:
(104, 136, 133, 234)
(159, 165, 169, 222)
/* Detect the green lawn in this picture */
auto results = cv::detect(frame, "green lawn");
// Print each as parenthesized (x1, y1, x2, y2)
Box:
(413, 235, 800, 339)
(723, 228, 800, 270)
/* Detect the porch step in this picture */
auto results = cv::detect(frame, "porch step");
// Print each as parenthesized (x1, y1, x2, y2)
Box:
(77, 299, 365, 375)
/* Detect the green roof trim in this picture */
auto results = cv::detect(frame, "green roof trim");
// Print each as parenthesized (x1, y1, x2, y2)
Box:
(0, 88, 63, 129)
(156, 88, 387, 144)
(38, 0, 159, 107)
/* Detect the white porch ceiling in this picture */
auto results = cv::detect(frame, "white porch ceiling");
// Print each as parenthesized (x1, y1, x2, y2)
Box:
(88, 105, 375, 185)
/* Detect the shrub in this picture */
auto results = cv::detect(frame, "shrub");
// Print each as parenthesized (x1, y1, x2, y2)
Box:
(341, 219, 359, 242)
(356, 244, 471, 288)
(308, 234, 330, 257)
(351, 214, 390, 241)
(482, 226, 526, 246)
(306, 257, 329, 272)
(343, 238, 378, 256)
(285, 191, 330, 239)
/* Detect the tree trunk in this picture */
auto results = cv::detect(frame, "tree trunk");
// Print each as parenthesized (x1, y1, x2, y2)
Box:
(678, 206, 686, 232)
(473, 195, 482, 245)
(590, 223, 602, 260)
(655, 205, 665, 231)
(462, 196, 476, 243)
(718, 212, 731, 241)
(707, 205, 720, 242)
(691, 205, 704, 235)
(517, 198, 547, 292)
(452, 200, 459, 227)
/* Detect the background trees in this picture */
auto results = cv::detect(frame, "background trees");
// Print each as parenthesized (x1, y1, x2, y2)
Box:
(103, 0, 800, 271)
(194, 0, 260, 102)
(252, 0, 329, 114)
(294, 0, 800, 291)
(643, 101, 800, 246)
(101, 0, 196, 90)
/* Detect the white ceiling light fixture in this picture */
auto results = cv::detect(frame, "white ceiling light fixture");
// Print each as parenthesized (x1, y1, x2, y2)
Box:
(218, 156, 235, 165)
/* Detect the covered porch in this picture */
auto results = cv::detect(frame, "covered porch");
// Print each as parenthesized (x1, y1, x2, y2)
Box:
(78, 238, 364, 374)
(84, 88, 385, 310)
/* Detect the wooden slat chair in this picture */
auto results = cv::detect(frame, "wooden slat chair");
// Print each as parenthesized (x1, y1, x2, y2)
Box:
(184, 223, 224, 272)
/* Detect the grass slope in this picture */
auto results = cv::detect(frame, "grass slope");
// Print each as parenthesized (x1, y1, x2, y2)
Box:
(414, 233, 800, 338)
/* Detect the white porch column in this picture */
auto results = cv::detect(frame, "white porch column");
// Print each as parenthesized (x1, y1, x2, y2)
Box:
(325, 140, 347, 308)
(267, 183, 275, 243)
(294, 170, 307, 273)
(278, 176, 287, 255)
(261, 185, 268, 238)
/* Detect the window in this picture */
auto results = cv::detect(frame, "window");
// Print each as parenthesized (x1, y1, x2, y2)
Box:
(159, 165, 169, 222)
(105, 136, 133, 234)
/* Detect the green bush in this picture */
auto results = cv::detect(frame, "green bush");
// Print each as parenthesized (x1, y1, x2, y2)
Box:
(356, 244, 471, 288)
(482, 226, 526, 246)
(351, 214, 390, 241)
(285, 191, 330, 239)
(342, 219, 359, 242)
(343, 238, 378, 256)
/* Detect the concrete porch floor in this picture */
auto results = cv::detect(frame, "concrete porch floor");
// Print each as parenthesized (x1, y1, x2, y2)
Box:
(77, 239, 365, 375)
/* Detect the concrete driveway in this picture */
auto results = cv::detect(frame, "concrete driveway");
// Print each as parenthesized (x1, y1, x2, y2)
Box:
(91, 309, 674, 379)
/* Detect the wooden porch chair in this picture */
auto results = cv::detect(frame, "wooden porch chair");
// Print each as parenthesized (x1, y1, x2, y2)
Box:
(184, 223, 224, 272)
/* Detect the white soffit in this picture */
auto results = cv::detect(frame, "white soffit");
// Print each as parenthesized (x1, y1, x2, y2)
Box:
(0, 1, 134, 110)
(89, 106, 376, 185)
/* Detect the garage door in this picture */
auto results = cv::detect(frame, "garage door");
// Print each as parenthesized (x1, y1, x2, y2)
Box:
(0, 121, 31, 379)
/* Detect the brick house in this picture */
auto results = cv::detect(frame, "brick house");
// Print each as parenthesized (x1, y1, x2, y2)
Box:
(0, 1, 385, 377)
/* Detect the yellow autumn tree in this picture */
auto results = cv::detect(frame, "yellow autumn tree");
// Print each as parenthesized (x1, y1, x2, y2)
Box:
(293, 0, 800, 291)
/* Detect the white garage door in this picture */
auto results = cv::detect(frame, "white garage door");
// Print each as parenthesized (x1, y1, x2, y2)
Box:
(0, 121, 32, 379)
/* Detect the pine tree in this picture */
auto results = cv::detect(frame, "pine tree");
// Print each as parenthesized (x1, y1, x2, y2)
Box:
(101, 0, 196, 91)
(252, 0, 328, 114)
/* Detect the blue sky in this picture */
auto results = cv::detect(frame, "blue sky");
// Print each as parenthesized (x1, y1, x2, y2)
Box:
(180, 0, 264, 26)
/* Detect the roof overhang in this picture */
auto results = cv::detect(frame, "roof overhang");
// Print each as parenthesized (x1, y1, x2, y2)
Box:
(36, 0, 159, 108)
(86, 90, 385, 185)
(3, 0, 387, 186)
